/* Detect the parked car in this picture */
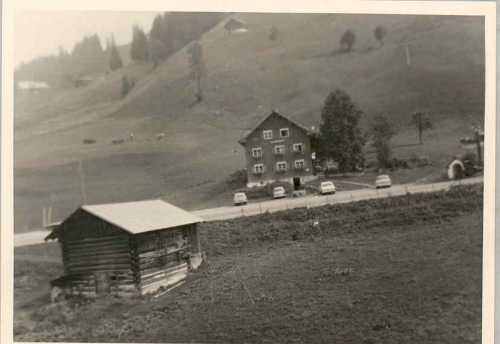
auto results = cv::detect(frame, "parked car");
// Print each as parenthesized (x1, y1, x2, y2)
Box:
(273, 186, 286, 199)
(233, 192, 248, 206)
(320, 181, 336, 195)
(375, 175, 392, 189)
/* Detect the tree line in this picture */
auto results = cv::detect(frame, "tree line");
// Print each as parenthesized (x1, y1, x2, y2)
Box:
(15, 12, 226, 88)
(314, 89, 433, 172)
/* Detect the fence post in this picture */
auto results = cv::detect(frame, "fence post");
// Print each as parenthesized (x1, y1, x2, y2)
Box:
(260, 203, 262, 214)
(241, 208, 244, 216)
(351, 193, 354, 202)
(327, 195, 329, 204)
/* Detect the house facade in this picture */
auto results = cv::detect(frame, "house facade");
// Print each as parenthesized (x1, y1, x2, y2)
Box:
(238, 111, 317, 188)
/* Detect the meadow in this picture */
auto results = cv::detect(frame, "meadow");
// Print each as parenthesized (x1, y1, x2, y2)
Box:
(14, 13, 484, 231)
(14, 184, 483, 343)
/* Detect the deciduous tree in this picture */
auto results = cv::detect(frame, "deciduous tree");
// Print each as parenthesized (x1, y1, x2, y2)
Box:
(410, 110, 433, 145)
(317, 89, 366, 172)
(374, 26, 387, 46)
(340, 29, 356, 52)
(369, 115, 395, 168)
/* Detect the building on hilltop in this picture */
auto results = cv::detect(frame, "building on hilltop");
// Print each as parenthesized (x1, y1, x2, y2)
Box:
(224, 18, 249, 34)
(45, 200, 204, 297)
(238, 110, 318, 189)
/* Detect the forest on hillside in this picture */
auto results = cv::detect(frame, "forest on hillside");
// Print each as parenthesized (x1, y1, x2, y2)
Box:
(14, 12, 226, 88)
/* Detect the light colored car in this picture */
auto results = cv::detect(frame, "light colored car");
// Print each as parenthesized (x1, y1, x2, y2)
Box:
(273, 186, 286, 199)
(375, 175, 392, 189)
(233, 192, 248, 206)
(320, 181, 336, 195)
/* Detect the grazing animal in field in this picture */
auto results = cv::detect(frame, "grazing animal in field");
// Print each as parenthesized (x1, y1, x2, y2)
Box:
(83, 138, 97, 144)
(130, 133, 134, 141)
(156, 133, 165, 140)
(112, 139, 124, 145)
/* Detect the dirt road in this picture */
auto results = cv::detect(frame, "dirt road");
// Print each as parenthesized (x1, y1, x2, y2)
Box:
(13, 176, 483, 247)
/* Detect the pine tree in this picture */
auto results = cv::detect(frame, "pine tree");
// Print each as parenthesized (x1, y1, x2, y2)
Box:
(109, 36, 123, 71)
(121, 75, 131, 98)
(188, 41, 205, 103)
(130, 25, 150, 62)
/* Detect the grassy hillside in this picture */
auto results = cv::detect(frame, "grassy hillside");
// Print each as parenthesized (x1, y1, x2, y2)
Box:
(14, 14, 485, 230)
(14, 184, 483, 342)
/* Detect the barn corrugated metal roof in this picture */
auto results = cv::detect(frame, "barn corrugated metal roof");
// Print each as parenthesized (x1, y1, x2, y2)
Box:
(80, 200, 204, 235)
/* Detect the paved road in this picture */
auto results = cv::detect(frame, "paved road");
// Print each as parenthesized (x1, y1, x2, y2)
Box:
(191, 176, 483, 221)
(13, 176, 483, 247)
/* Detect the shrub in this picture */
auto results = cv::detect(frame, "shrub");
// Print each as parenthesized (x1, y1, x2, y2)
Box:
(460, 152, 477, 176)
(390, 158, 409, 170)
(245, 181, 293, 200)
(225, 169, 248, 188)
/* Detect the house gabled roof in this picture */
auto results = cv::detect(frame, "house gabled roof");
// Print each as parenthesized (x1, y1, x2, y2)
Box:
(45, 200, 204, 240)
(238, 110, 315, 146)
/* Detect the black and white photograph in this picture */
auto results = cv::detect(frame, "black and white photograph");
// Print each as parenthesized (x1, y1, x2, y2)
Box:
(1, 1, 496, 343)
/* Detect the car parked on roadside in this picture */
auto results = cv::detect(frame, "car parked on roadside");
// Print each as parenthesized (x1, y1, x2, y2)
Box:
(233, 192, 248, 206)
(273, 186, 286, 199)
(375, 175, 392, 189)
(319, 181, 336, 195)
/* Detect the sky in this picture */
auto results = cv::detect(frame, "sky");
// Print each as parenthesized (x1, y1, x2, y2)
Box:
(14, 11, 163, 67)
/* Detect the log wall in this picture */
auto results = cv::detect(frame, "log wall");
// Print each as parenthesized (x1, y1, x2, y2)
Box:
(135, 224, 200, 294)
(61, 234, 138, 296)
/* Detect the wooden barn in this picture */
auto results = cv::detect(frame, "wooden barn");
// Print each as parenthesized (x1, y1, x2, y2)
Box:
(45, 200, 204, 297)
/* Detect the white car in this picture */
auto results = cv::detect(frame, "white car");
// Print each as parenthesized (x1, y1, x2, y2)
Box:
(233, 192, 248, 206)
(320, 181, 336, 195)
(273, 186, 286, 199)
(375, 175, 392, 189)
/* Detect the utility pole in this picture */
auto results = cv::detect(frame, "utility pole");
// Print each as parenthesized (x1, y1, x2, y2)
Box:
(474, 127, 483, 170)
(79, 159, 87, 205)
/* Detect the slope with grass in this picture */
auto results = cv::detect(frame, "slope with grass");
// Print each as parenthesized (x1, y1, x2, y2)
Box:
(14, 184, 483, 343)
(14, 14, 485, 230)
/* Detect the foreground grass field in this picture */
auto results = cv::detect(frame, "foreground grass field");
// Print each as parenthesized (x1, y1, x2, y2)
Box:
(14, 184, 482, 343)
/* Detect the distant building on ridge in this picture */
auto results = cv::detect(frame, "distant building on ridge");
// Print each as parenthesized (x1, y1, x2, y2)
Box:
(224, 18, 249, 34)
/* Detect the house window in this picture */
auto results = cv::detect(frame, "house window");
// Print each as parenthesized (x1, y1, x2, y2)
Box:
(276, 161, 287, 171)
(274, 145, 285, 156)
(263, 130, 273, 140)
(252, 148, 262, 158)
(295, 159, 305, 170)
(254, 164, 264, 174)
(280, 128, 289, 138)
(293, 143, 304, 153)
